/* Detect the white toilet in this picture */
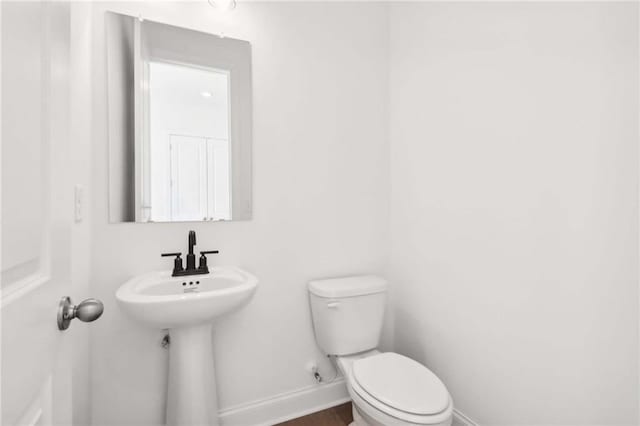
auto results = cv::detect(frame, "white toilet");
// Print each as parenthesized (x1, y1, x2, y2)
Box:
(308, 276, 453, 426)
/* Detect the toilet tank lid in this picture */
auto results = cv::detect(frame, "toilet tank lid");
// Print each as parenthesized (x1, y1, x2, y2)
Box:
(308, 275, 387, 298)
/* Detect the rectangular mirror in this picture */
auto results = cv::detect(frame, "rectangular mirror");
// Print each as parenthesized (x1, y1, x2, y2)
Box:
(106, 12, 252, 223)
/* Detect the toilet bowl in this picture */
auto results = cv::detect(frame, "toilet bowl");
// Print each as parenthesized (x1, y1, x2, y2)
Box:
(308, 276, 453, 426)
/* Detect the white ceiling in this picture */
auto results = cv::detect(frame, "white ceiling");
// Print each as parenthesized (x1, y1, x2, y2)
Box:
(149, 61, 229, 109)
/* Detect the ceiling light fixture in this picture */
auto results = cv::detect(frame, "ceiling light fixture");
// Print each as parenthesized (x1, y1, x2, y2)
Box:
(201, 91, 213, 98)
(207, 0, 236, 12)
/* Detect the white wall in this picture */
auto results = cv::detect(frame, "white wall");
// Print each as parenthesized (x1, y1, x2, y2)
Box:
(90, 2, 389, 425)
(88, 3, 640, 425)
(389, 2, 638, 425)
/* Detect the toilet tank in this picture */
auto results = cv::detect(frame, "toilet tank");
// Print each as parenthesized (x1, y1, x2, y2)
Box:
(308, 275, 387, 356)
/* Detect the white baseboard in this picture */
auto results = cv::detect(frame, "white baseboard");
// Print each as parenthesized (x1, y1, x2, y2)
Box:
(219, 378, 478, 426)
(453, 408, 479, 426)
(218, 378, 350, 426)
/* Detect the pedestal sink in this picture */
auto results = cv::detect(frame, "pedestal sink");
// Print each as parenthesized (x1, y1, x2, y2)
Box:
(116, 266, 258, 426)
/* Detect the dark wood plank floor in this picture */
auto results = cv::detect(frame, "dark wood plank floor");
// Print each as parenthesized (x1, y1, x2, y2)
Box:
(275, 402, 353, 426)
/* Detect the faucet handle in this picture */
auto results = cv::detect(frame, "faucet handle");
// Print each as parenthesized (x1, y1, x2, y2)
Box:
(161, 252, 182, 257)
(161, 252, 184, 275)
(198, 250, 219, 272)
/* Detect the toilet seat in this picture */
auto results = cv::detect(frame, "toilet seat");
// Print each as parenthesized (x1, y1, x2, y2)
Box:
(353, 352, 450, 416)
(342, 352, 453, 425)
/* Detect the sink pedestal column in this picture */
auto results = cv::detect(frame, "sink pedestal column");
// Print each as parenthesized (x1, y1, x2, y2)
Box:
(167, 324, 218, 426)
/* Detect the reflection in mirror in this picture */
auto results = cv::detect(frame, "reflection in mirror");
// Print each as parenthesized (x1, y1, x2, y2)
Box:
(106, 12, 252, 223)
(149, 62, 231, 222)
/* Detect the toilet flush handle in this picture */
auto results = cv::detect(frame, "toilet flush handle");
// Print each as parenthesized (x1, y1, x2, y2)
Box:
(327, 301, 340, 309)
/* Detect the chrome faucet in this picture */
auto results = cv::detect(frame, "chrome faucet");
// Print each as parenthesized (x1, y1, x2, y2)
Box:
(161, 231, 219, 277)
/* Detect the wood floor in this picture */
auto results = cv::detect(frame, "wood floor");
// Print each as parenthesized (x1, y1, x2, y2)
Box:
(275, 402, 353, 426)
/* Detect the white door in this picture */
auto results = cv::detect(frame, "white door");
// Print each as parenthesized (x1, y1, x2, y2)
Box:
(167, 136, 231, 222)
(206, 138, 231, 221)
(169, 135, 208, 221)
(1, 2, 76, 424)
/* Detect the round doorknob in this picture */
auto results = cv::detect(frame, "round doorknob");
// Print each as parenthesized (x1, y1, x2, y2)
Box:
(57, 297, 104, 330)
(75, 299, 104, 322)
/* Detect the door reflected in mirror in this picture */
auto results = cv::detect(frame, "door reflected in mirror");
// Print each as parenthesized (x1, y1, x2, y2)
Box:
(106, 12, 252, 223)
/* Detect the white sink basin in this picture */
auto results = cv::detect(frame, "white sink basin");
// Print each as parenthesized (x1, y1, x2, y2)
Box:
(116, 266, 258, 426)
(116, 266, 258, 329)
